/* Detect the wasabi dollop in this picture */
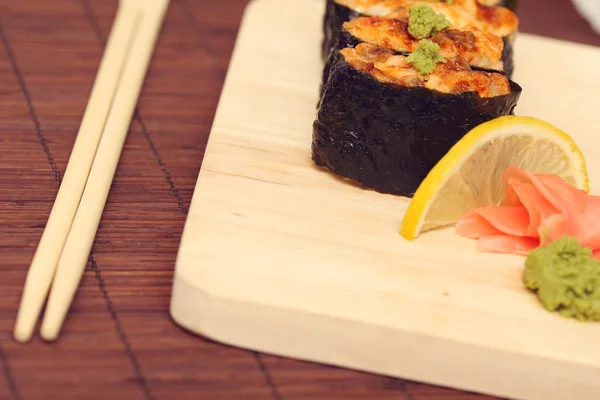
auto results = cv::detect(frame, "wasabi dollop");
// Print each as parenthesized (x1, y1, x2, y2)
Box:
(523, 236, 600, 322)
(406, 40, 446, 74)
(408, 5, 451, 40)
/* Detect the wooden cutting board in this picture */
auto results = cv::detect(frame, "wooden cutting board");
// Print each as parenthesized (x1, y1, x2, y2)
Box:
(170, 0, 600, 399)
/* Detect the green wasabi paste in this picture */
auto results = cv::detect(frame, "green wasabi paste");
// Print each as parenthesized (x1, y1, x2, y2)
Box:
(408, 5, 451, 40)
(406, 40, 446, 74)
(523, 236, 600, 322)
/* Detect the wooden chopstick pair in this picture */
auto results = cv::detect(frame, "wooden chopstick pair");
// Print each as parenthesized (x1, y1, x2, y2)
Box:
(13, 0, 170, 343)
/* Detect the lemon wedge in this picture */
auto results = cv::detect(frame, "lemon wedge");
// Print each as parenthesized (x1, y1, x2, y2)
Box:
(400, 115, 589, 240)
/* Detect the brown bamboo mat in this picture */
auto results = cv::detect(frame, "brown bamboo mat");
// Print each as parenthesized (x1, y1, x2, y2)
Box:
(1, 0, 599, 399)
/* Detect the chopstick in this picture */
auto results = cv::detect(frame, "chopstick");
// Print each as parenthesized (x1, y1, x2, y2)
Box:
(39, 0, 171, 342)
(14, 0, 171, 343)
(13, 0, 142, 343)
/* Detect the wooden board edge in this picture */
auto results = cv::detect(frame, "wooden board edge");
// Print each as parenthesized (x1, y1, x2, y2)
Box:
(168, 1, 600, 399)
(169, 274, 595, 400)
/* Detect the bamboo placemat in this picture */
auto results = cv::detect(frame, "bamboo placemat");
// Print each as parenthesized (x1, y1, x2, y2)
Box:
(1, 0, 599, 399)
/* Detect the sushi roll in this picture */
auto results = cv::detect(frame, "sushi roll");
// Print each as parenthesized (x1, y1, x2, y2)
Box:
(320, 14, 506, 97)
(312, 43, 522, 197)
(321, 0, 519, 77)
(386, 0, 519, 78)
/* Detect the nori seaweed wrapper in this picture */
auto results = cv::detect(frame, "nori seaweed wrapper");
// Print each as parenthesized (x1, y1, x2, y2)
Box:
(321, 0, 362, 61)
(320, 30, 363, 99)
(312, 53, 523, 197)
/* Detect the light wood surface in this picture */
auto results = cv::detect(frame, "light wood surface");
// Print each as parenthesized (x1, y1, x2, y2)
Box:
(170, 0, 600, 399)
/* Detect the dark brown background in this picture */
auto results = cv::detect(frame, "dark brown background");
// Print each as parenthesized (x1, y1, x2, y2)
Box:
(1, 0, 598, 399)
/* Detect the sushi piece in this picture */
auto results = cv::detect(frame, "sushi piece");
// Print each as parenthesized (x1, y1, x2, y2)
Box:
(313, 43, 522, 197)
(321, 15, 505, 95)
(386, 0, 519, 77)
(342, 15, 505, 70)
(321, 0, 519, 77)
(386, 0, 518, 38)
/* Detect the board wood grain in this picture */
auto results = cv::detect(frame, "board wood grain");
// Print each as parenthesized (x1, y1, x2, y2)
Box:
(170, 0, 600, 399)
